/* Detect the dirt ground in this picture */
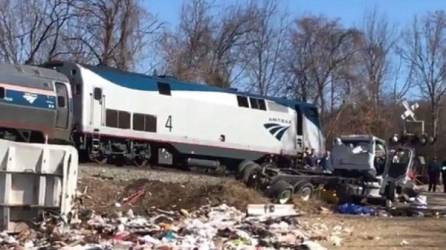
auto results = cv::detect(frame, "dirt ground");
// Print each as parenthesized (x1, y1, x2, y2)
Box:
(79, 164, 446, 250)
(303, 215, 446, 250)
(78, 164, 268, 215)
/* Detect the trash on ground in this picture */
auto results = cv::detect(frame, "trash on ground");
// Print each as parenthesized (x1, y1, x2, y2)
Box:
(337, 203, 376, 215)
(0, 202, 345, 249)
(247, 204, 298, 217)
(409, 195, 427, 209)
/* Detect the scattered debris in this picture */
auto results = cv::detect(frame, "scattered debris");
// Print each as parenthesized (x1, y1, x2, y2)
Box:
(247, 204, 298, 217)
(122, 188, 146, 206)
(0, 203, 342, 249)
(329, 235, 342, 246)
(301, 240, 328, 250)
(400, 239, 409, 246)
(409, 195, 428, 209)
(337, 203, 376, 215)
(319, 206, 332, 215)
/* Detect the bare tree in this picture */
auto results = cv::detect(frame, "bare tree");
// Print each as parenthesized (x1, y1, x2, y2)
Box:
(0, 0, 75, 64)
(205, 2, 258, 88)
(284, 16, 359, 116)
(241, 0, 287, 96)
(359, 9, 396, 108)
(159, 0, 257, 87)
(161, 0, 214, 83)
(66, 0, 162, 70)
(280, 19, 317, 102)
(388, 52, 414, 103)
(401, 11, 446, 140)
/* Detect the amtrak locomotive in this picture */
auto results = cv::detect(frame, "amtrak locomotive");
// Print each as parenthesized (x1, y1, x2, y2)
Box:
(0, 62, 324, 168)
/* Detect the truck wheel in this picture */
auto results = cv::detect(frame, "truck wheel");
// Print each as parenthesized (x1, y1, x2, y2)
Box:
(237, 160, 255, 179)
(270, 180, 293, 204)
(242, 163, 261, 185)
(295, 182, 314, 202)
(261, 162, 276, 169)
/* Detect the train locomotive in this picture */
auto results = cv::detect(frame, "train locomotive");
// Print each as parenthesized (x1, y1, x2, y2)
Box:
(0, 62, 324, 169)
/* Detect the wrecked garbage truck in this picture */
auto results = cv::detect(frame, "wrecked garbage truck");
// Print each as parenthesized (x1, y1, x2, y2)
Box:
(331, 135, 387, 180)
(332, 135, 417, 200)
(240, 134, 417, 204)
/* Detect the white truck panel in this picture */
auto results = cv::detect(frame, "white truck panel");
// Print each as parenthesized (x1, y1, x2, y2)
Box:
(0, 139, 78, 231)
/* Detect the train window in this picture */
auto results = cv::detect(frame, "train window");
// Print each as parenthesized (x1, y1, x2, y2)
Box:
(118, 111, 131, 129)
(303, 107, 320, 127)
(0, 87, 4, 99)
(133, 113, 157, 132)
(258, 99, 266, 110)
(93, 88, 102, 100)
(55, 82, 68, 111)
(268, 101, 288, 113)
(237, 96, 249, 108)
(106, 109, 118, 128)
(133, 113, 145, 131)
(249, 98, 258, 109)
(145, 115, 157, 132)
(57, 96, 66, 107)
(158, 82, 171, 96)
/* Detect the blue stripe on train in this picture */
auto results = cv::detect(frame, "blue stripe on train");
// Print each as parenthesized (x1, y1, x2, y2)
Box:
(86, 65, 232, 93)
(85, 66, 318, 112)
(0, 89, 56, 109)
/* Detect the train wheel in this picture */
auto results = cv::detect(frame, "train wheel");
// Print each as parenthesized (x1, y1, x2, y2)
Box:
(133, 157, 149, 167)
(93, 155, 108, 165)
(133, 146, 151, 167)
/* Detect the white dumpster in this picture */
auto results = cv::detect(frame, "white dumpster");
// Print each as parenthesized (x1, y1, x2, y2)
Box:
(0, 139, 78, 231)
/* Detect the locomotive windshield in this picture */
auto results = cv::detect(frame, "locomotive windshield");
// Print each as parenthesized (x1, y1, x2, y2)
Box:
(302, 107, 320, 127)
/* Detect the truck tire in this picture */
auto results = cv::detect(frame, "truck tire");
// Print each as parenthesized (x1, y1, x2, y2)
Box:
(237, 160, 255, 179)
(270, 180, 293, 204)
(295, 182, 314, 202)
(242, 163, 261, 185)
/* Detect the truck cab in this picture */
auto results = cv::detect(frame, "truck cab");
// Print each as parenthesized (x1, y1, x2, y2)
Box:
(331, 135, 388, 180)
(331, 134, 416, 200)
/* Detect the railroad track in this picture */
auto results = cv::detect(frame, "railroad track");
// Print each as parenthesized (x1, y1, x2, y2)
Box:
(79, 163, 233, 185)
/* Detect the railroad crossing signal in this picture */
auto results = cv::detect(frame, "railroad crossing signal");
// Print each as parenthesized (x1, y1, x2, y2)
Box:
(393, 100, 435, 145)
(401, 100, 419, 121)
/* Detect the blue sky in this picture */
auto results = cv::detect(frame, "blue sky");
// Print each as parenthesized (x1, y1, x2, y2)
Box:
(146, 0, 446, 28)
(142, 0, 445, 98)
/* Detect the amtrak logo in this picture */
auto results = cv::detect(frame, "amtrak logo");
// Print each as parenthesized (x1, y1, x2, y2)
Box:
(264, 123, 290, 141)
(23, 93, 38, 104)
